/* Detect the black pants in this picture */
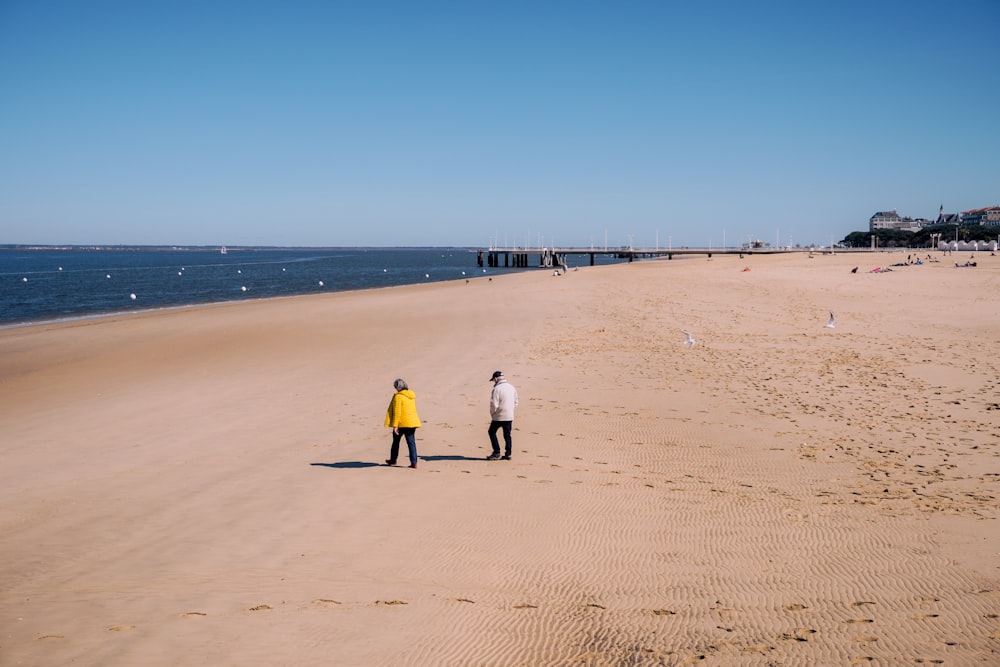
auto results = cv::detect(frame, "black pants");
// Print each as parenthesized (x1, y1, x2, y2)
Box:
(488, 420, 513, 457)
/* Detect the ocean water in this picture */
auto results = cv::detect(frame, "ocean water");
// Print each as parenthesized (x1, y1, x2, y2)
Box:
(0, 247, 623, 328)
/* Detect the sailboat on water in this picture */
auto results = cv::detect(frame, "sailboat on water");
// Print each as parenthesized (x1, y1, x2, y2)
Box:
(220, 246, 228, 255)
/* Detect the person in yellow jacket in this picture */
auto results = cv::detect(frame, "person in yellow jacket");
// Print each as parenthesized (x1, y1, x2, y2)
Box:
(384, 378, 422, 468)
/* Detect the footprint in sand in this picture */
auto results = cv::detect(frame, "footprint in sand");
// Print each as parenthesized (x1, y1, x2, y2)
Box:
(375, 600, 407, 605)
(181, 612, 207, 618)
(249, 604, 272, 611)
(513, 603, 538, 609)
(778, 628, 816, 642)
(312, 599, 341, 607)
(741, 644, 773, 654)
(108, 625, 135, 631)
(37, 635, 65, 641)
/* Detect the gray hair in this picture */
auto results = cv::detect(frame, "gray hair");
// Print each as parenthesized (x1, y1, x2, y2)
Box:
(393, 378, 408, 391)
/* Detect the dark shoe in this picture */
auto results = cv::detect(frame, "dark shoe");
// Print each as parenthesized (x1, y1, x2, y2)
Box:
(486, 453, 501, 461)
(409, 463, 417, 469)
(385, 459, 396, 465)
(501, 455, 511, 460)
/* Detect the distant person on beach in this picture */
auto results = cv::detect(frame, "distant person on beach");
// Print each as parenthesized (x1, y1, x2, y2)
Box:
(384, 378, 421, 468)
(486, 370, 518, 461)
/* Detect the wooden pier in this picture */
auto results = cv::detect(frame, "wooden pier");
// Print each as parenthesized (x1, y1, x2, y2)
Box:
(476, 246, 807, 269)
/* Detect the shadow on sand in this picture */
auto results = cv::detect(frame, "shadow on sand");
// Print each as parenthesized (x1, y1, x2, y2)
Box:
(310, 461, 381, 469)
(311, 454, 486, 469)
(418, 454, 483, 462)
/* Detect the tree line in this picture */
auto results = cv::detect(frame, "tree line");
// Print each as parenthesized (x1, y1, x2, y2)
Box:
(841, 223, 996, 248)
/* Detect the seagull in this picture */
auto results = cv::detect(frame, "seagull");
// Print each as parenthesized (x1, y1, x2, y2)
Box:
(824, 312, 836, 328)
(682, 330, 696, 347)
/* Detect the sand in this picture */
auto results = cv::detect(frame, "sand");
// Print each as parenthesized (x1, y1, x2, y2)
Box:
(1, 250, 998, 665)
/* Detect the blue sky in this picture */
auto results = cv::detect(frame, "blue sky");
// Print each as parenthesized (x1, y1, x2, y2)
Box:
(1, 1, 997, 248)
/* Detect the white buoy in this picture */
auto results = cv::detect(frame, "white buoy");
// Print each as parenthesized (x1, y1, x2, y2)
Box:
(22, 277, 28, 282)
(461, 271, 466, 276)
(318, 281, 324, 286)
(106, 274, 111, 279)
(383, 268, 387, 272)
(178, 271, 182, 276)
(58, 267, 63, 271)
(237, 269, 242, 274)
(425, 273, 429, 278)
(282, 268, 286, 272)
(130, 293, 136, 300)
(241, 286, 247, 292)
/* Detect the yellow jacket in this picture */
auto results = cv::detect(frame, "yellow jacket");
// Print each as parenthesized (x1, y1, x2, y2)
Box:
(385, 389, 421, 428)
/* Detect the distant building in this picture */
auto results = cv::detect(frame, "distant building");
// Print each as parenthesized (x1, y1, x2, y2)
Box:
(935, 205, 961, 225)
(869, 210, 924, 232)
(870, 210, 901, 229)
(961, 206, 1000, 228)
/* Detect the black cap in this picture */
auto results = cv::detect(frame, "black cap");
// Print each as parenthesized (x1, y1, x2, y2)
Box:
(490, 370, 503, 381)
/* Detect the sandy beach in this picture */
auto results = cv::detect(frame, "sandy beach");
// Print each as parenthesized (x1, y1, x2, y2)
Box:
(2, 250, 998, 665)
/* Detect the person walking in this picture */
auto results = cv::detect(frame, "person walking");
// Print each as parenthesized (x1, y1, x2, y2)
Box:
(384, 378, 421, 468)
(486, 370, 518, 461)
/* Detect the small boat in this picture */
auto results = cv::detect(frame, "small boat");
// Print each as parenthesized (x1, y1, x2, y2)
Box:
(220, 246, 228, 254)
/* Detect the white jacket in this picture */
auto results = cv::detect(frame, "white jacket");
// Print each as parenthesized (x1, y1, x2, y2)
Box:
(489, 380, 518, 421)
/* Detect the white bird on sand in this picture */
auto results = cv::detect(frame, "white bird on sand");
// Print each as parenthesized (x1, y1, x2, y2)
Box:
(824, 312, 836, 328)
(682, 330, 696, 347)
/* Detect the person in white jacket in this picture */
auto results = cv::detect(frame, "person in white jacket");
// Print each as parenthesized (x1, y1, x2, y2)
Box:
(486, 370, 518, 460)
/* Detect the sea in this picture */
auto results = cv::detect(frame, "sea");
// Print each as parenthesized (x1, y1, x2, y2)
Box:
(0, 247, 624, 328)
